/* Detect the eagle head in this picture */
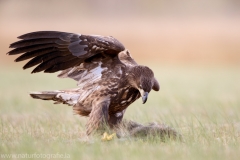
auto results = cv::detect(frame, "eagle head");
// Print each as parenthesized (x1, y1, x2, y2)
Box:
(128, 65, 160, 104)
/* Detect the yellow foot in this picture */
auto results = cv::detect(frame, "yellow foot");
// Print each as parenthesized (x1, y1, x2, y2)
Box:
(101, 132, 116, 141)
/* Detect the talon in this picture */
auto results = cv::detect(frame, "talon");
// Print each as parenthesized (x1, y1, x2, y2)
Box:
(101, 132, 108, 141)
(101, 132, 116, 141)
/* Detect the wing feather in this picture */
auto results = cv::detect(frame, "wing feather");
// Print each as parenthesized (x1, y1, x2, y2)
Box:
(31, 54, 75, 73)
(10, 38, 67, 48)
(44, 58, 82, 73)
(8, 43, 62, 55)
(58, 60, 107, 87)
(22, 51, 69, 69)
(15, 48, 58, 62)
(17, 31, 71, 40)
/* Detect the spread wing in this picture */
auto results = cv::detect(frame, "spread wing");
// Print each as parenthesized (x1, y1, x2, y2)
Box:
(8, 31, 125, 73)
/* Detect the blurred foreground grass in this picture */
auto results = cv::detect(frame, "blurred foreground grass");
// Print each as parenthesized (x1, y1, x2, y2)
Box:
(0, 65, 240, 160)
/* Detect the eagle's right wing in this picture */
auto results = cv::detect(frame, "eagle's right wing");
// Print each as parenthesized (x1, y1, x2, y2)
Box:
(8, 31, 125, 73)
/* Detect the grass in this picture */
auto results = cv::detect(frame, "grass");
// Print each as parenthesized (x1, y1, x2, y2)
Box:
(0, 65, 240, 160)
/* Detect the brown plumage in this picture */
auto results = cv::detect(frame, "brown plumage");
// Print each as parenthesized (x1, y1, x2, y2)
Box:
(8, 31, 160, 135)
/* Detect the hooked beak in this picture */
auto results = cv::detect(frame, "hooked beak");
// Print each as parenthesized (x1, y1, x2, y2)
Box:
(139, 89, 148, 104)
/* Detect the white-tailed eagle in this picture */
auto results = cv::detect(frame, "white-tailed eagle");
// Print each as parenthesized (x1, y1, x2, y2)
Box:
(8, 31, 160, 135)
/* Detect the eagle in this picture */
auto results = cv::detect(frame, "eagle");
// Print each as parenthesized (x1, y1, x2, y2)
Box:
(8, 31, 160, 135)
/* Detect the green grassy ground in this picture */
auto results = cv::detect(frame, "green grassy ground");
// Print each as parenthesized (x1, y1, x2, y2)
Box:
(0, 65, 240, 160)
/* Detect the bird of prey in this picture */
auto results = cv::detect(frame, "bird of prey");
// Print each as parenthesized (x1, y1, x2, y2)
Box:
(8, 31, 160, 135)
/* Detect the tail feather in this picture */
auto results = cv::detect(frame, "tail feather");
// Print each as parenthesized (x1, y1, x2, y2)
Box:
(30, 90, 79, 105)
(30, 91, 60, 100)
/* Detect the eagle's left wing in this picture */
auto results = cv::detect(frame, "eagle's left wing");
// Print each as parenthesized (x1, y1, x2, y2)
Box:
(57, 49, 138, 87)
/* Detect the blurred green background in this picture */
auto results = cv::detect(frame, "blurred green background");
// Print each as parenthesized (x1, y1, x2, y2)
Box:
(1, 0, 240, 160)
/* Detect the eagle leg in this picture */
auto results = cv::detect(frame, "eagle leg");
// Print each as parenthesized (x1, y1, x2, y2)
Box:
(108, 109, 126, 128)
(86, 98, 110, 135)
